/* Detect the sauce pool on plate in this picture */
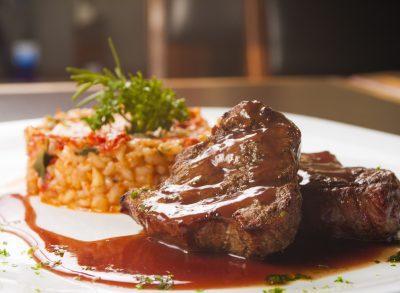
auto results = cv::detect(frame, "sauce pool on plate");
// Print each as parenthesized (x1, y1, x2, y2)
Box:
(0, 194, 396, 290)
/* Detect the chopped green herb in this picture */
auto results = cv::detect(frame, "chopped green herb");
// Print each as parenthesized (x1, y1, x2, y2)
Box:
(136, 284, 144, 290)
(46, 260, 62, 267)
(34, 289, 41, 293)
(388, 251, 400, 263)
(0, 248, 10, 257)
(155, 274, 174, 290)
(138, 203, 148, 212)
(135, 274, 174, 290)
(73, 276, 82, 281)
(266, 274, 287, 285)
(376, 166, 381, 170)
(31, 263, 42, 270)
(195, 289, 204, 292)
(2, 241, 7, 245)
(130, 188, 151, 200)
(130, 190, 140, 199)
(33, 150, 55, 180)
(135, 275, 153, 289)
(266, 273, 312, 285)
(52, 245, 67, 257)
(263, 288, 286, 293)
(27, 246, 38, 258)
(334, 276, 352, 284)
(54, 250, 65, 257)
(75, 147, 99, 156)
(334, 276, 344, 283)
(67, 38, 189, 133)
(321, 285, 331, 289)
(278, 211, 287, 218)
(82, 265, 94, 271)
(105, 264, 123, 272)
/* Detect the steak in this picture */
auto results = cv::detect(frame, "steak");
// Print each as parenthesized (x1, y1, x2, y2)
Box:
(121, 100, 302, 258)
(300, 151, 400, 241)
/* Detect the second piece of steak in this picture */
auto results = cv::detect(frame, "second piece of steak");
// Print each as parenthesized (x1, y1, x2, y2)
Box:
(300, 151, 400, 241)
(122, 100, 302, 258)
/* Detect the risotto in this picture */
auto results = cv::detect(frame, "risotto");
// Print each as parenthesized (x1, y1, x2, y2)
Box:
(25, 108, 209, 212)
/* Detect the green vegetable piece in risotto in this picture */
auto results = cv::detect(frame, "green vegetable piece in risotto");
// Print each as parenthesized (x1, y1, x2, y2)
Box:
(33, 150, 54, 180)
(75, 147, 99, 156)
(67, 38, 189, 133)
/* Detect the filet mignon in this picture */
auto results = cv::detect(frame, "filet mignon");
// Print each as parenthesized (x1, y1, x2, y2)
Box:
(300, 151, 400, 241)
(121, 101, 302, 258)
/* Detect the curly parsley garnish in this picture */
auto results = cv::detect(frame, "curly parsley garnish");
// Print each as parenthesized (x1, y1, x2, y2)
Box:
(67, 38, 189, 133)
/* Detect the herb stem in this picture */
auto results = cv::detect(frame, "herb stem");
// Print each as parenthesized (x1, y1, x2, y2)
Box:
(108, 37, 124, 80)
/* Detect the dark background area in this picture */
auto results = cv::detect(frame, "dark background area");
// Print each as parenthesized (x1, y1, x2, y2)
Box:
(267, 0, 400, 75)
(0, 0, 400, 81)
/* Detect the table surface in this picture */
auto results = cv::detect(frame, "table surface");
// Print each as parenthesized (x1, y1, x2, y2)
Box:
(0, 75, 399, 135)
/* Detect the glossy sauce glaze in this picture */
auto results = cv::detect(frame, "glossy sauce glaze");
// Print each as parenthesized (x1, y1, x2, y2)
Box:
(299, 151, 353, 185)
(121, 102, 304, 259)
(132, 104, 302, 225)
(0, 194, 397, 290)
(299, 151, 400, 241)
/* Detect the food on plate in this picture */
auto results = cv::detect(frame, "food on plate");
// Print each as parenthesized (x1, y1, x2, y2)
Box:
(25, 108, 208, 212)
(25, 39, 210, 212)
(12, 39, 400, 290)
(14, 80, 400, 289)
(121, 100, 302, 258)
(300, 151, 400, 240)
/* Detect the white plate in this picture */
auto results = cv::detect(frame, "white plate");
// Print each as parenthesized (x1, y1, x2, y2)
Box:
(0, 107, 400, 293)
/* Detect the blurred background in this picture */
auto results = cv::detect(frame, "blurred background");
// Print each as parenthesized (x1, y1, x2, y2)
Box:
(2, 0, 400, 80)
(0, 0, 399, 133)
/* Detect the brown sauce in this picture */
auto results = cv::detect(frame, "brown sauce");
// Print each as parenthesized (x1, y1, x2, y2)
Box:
(0, 194, 397, 290)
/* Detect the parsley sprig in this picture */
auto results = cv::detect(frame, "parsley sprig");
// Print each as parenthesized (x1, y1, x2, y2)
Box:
(67, 38, 189, 133)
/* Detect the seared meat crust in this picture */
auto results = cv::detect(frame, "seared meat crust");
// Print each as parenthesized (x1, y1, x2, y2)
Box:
(122, 101, 302, 258)
(300, 151, 400, 241)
